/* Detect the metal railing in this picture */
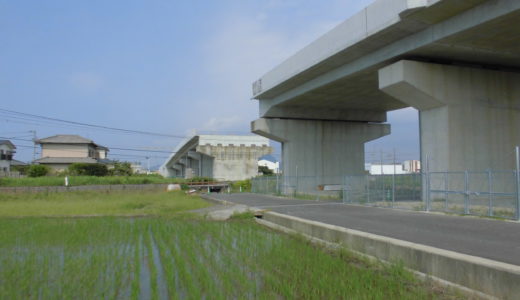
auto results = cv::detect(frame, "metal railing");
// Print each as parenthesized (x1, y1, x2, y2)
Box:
(251, 170, 520, 220)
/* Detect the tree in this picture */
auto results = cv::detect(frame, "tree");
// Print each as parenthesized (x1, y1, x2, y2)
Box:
(110, 162, 133, 176)
(258, 165, 274, 176)
(68, 163, 108, 176)
(27, 165, 50, 177)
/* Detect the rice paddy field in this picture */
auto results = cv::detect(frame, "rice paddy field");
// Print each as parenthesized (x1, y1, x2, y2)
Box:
(0, 190, 211, 217)
(0, 190, 459, 299)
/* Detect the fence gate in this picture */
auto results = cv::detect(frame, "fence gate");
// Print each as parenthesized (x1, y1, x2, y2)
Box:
(427, 171, 519, 220)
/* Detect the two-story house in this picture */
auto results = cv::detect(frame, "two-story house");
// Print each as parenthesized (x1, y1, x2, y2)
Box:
(33, 135, 112, 172)
(0, 140, 16, 172)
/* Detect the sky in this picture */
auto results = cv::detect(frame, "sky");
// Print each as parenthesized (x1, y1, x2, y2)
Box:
(0, 0, 419, 168)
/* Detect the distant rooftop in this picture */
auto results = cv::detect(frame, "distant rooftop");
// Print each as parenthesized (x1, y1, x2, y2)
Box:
(0, 140, 16, 149)
(35, 135, 107, 149)
(259, 154, 277, 163)
(36, 135, 95, 144)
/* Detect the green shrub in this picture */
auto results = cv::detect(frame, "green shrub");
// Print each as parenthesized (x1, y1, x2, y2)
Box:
(232, 179, 251, 192)
(27, 165, 50, 177)
(187, 177, 214, 183)
(108, 162, 133, 176)
(11, 165, 29, 175)
(258, 166, 274, 176)
(68, 163, 108, 176)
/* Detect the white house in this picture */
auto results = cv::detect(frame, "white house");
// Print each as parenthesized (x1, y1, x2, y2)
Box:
(0, 140, 16, 173)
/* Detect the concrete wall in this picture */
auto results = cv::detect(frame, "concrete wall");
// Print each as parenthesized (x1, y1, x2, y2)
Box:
(0, 183, 170, 194)
(197, 144, 271, 181)
(41, 144, 89, 158)
(261, 211, 520, 299)
(200, 154, 214, 178)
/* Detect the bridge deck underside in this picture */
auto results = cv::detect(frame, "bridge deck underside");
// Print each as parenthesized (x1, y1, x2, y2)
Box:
(263, 8, 520, 114)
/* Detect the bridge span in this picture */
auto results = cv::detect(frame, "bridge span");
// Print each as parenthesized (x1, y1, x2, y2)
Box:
(251, 0, 520, 183)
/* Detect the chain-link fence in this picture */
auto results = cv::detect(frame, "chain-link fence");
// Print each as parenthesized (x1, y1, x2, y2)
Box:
(251, 170, 520, 220)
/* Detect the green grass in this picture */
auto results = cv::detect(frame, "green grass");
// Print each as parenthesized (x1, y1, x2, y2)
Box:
(0, 175, 186, 187)
(0, 190, 211, 217)
(0, 217, 458, 299)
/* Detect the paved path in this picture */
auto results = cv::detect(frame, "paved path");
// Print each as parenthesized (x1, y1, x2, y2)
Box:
(209, 193, 520, 266)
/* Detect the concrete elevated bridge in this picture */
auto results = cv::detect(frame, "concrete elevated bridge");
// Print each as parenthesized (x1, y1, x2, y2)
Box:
(251, 0, 520, 183)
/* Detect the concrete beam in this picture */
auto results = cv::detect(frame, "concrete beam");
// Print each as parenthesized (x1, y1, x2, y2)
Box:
(379, 60, 520, 172)
(260, 102, 387, 122)
(187, 151, 201, 160)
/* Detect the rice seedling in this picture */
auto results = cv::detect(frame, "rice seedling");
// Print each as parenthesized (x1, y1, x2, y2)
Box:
(0, 216, 461, 299)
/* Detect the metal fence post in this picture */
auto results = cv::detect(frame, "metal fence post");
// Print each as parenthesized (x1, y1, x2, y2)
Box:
(487, 170, 493, 217)
(444, 172, 448, 212)
(392, 175, 395, 208)
(515, 146, 520, 221)
(276, 174, 279, 195)
(425, 155, 431, 212)
(366, 175, 370, 205)
(392, 148, 396, 208)
(464, 171, 470, 215)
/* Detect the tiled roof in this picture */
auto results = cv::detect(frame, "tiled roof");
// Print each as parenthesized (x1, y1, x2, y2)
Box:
(35, 135, 95, 144)
(0, 140, 16, 149)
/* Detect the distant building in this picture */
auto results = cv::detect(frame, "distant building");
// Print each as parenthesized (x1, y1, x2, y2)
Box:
(258, 155, 280, 174)
(365, 160, 421, 175)
(131, 162, 146, 174)
(33, 135, 113, 172)
(159, 135, 272, 181)
(0, 140, 16, 172)
(403, 160, 421, 173)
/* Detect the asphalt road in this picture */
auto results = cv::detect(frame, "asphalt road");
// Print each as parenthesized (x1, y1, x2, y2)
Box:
(209, 193, 520, 266)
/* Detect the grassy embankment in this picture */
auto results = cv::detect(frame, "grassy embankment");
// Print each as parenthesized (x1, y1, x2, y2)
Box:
(0, 175, 176, 187)
(0, 190, 460, 299)
(0, 190, 210, 217)
(0, 175, 214, 187)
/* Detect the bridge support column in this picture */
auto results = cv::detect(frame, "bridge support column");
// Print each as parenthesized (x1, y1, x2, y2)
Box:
(252, 118, 390, 192)
(380, 60, 520, 172)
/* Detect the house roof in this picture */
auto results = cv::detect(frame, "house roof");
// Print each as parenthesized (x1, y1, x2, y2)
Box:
(33, 157, 99, 164)
(35, 135, 95, 145)
(259, 154, 277, 163)
(10, 159, 27, 166)
(0, 140, 16, 149)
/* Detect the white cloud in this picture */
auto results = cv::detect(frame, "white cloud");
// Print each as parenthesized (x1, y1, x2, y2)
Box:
(193, 0, 381, 135)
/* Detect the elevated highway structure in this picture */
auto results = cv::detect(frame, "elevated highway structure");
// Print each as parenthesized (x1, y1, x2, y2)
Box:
(251, 0, 520, 184)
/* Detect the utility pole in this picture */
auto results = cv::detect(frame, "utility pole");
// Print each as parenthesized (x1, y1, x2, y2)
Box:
(29, 130, 37, 162)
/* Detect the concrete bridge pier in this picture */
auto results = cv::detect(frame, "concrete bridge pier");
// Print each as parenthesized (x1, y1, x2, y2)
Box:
(252, 118, 390, 193)
(379, 60, 520, 173)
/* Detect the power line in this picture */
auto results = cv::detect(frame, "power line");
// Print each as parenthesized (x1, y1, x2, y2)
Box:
(0, 108, 187, 139)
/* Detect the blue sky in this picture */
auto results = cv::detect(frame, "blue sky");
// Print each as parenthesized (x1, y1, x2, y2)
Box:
(0, 0, 418, 167)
